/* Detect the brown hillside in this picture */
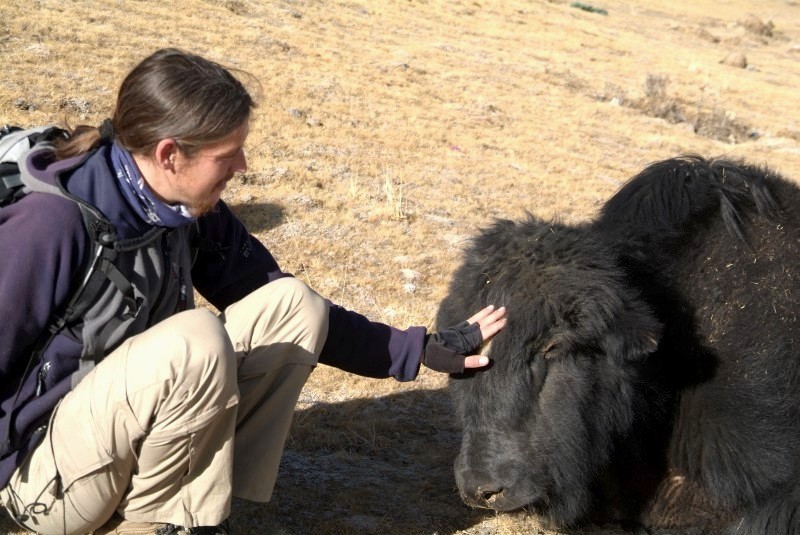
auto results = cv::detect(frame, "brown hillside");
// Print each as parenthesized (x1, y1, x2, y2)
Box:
(2, 0, 799, 533)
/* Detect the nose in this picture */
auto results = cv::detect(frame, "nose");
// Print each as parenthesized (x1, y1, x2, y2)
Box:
(455, 455, 506, 509)
(458, 476, 507, 509)
(473, 484, 505, 507)
(233, 148, 247, 173)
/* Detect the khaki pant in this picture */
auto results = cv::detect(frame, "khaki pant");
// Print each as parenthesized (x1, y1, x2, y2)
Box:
(0, 278, 329, 535)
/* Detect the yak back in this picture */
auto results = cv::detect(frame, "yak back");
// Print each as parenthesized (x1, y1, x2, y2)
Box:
(599, 155, 800, 519)
(597, 154, 781, 249)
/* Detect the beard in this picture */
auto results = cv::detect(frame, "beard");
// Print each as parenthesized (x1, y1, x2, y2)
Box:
(187, 177, 231, 217)
(189, 198, 219, 217)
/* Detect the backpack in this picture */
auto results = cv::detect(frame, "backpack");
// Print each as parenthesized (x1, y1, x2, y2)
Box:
(0, 124, 142, 458)
(1, 124, 143, 334)
(0, 125, 67, 205)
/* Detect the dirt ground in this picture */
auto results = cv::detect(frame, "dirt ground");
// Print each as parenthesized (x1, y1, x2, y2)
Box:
(1, 0, 799, 533)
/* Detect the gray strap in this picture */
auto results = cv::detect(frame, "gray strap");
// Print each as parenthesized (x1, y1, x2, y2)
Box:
(0, 126, 50, 163)
(1, 173, 22, 190)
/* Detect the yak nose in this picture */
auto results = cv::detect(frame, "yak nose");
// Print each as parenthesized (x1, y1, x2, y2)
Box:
(455, 451, 508, 508)
(475, 484, 505, 507)
(458, 481, 505, 509)
(456, 466, 505, 508)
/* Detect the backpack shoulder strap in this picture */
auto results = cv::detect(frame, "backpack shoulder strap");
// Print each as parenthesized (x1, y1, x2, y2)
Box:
(2, 125, 145, 346)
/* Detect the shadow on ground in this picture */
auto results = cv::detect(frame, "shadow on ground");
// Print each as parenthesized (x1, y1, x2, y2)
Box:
(227, 201, 286, 233)
(229, 388, 498, 535)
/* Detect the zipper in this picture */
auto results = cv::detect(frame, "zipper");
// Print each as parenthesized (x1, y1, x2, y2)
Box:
(35, 361, 51, 397)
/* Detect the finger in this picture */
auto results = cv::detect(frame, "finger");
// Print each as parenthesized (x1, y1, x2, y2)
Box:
(464, 355, 490, 369)
(477, 305, 506, 329)
(480, 315, 507, 341)
(466, 305, 496, 324)
(477, 305, 506, 327)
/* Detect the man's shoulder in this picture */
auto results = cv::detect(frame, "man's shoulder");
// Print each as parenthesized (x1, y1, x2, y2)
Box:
(3, 190, 87, 243)
(12, 188, 84, 216)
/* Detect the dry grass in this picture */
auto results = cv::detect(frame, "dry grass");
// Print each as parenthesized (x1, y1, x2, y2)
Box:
(2, 0, 800, 533)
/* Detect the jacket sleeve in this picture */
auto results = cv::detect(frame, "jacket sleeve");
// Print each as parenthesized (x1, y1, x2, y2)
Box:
(192, 201, 427, 382)
(191, 201, 290, 310)
(0, 195, 89, 379)
(320, 305, 427, 382)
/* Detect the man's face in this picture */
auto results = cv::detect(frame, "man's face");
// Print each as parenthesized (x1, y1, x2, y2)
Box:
(172, 121, 249, 216)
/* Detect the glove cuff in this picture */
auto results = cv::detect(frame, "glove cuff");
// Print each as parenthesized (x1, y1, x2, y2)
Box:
(422, 339, 465, 374)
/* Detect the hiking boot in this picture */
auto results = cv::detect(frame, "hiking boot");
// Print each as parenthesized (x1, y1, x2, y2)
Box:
(94, 514, 229, 535)
(159, 520, 230, 535)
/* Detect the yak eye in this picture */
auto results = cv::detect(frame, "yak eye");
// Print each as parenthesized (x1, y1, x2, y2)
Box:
(540, 339, 558, 358)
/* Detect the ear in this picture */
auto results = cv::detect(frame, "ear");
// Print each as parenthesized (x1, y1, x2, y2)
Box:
(600, 301, 661, 362)
(153, 138, 179, 171)
(539, 331, 573, 360)
(540, 301, 661, 362)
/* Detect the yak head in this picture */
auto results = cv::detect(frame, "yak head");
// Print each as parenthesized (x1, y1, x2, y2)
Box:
(438, 217, 662, 528)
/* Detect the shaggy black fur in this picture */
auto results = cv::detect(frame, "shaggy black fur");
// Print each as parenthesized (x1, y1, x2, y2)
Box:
(438, 155, 800, 534)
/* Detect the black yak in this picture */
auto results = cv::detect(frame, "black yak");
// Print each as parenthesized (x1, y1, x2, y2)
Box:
(437, 155, 800, 533)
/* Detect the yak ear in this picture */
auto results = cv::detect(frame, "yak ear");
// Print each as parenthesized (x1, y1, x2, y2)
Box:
(540, 297, 661, 362)
(540, 332, 572, 360)
(600, 302, 662, 362)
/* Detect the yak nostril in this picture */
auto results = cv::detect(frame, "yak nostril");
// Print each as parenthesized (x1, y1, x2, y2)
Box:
(477, 485, 504, 505)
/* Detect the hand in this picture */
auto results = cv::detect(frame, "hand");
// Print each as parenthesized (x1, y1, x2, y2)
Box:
(463, 305, 507, 369)
(422, 305, 507, 374)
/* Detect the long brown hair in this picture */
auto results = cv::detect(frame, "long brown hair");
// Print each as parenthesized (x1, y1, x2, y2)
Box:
(55, 48, 256, 159)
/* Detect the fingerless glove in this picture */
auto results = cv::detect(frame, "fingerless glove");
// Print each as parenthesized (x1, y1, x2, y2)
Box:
(422, 321, 483, 373)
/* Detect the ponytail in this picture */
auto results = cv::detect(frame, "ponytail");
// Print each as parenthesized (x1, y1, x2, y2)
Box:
(53, 119, 116, 160)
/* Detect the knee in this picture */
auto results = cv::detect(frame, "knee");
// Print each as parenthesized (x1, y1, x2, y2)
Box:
(184, 308, 236, 358)
(155, 309, 237, 391)
(273, 278, 329, 343)
(273, 278, 329, 327)
(243, 278, 330, 358)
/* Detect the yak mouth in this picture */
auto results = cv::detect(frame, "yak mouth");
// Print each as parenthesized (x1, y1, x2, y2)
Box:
(460, 487, 546, 513)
